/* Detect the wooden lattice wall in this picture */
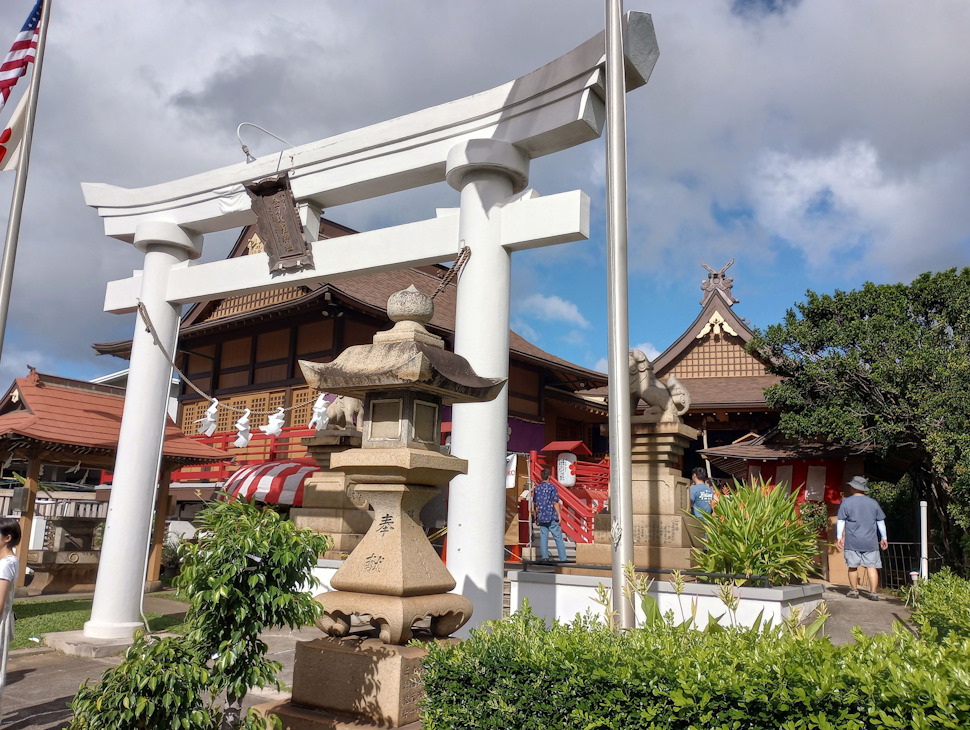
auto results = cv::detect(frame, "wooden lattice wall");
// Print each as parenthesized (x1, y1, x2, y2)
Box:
(667, 333, 767, 379)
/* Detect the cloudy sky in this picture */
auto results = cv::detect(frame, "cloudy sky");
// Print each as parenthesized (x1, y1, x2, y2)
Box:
(0, 0, 966, 385)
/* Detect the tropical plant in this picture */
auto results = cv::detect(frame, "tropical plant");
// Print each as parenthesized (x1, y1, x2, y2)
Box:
(750, 268, 970, 567)
(797, 499, 829, 538)
(176, 497, 331, 728)
(692, 477, 820, 585)
(70, 497, 330, 729)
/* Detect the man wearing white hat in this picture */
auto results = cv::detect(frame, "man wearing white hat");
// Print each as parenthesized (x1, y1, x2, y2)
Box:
(836, 476, 888, 600)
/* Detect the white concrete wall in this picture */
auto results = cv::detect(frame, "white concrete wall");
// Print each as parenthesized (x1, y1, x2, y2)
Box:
(508, 570, 824, 631)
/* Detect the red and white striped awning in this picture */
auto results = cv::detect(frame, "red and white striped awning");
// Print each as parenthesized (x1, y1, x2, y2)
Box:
(223, 458, 318, 507)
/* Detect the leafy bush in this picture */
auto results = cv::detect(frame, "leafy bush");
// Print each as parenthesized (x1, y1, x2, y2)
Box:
(421, 606, 970, 730)
(693, 477, 820, 585)
(177, 498, 330, 725)
(70, 498, 329, 729)
(909, 567, 970, 641)
(70, 634, 219, 730)
(797, 499, 829, 538)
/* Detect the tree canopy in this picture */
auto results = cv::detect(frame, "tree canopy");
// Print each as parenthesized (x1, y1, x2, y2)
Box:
(750, 268, 970, 564)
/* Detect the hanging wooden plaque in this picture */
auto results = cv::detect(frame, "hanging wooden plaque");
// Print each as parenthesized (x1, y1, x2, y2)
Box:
(245, 175, 314, 272)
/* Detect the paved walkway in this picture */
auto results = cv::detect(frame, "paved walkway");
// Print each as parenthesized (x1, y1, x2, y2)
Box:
(3, 586, 915, 730)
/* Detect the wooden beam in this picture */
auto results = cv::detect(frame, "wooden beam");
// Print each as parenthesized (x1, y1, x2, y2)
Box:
(147, 469, 173, 585)
(16, 456, 41, 591)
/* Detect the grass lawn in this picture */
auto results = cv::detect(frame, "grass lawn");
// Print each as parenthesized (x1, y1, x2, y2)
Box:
(12, 598, 188, 650)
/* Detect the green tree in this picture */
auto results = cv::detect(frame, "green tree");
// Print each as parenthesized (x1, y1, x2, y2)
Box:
(70, 497, 330, 729)
(176, 498, 331, 729)
(750, 268, 970, 566)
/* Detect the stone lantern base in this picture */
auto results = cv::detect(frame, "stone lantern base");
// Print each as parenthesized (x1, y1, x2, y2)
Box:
(259, 636, 455, 729)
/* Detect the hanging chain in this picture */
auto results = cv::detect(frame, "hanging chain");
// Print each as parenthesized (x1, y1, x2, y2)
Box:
(136, 301, 319, 417)
(432, 245, 471, 300)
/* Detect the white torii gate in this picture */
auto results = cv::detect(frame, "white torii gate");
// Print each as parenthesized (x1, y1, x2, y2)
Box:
(81, 12, 659, 640)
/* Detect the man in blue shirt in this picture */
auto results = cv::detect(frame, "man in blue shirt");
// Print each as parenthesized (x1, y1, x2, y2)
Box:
(689, 467, 717, 519)
(532, 468, 567, 561)
(837, 475, 888, 600)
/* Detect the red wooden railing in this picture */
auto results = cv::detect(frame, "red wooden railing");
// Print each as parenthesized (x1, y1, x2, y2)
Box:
(528, 449, 610, 545)
(101, 425, 318, 485)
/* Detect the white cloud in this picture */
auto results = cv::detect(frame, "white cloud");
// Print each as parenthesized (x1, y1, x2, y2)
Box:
(593, 341, 660, 374)
(517, 294, 590, 329)
(748, 140, 970, 275)
(633, 342, 661, 360)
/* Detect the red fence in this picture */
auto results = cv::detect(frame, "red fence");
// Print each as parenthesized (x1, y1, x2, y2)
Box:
(527, 450, 610, 545)
(101, 425, 318, 485)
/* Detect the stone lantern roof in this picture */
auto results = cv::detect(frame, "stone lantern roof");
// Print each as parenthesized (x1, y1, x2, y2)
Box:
(299, 285, 506, 403)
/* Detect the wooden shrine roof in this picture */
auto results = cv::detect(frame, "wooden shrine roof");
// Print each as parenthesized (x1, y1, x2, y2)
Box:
(0, 370, 226, 466)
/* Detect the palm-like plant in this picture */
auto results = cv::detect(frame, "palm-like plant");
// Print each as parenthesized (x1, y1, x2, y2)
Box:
(692, 477, 820, 586)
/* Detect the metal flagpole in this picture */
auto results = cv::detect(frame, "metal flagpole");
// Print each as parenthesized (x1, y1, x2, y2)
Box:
(0, 0, 53, 363)
(604, 0, 635, 629)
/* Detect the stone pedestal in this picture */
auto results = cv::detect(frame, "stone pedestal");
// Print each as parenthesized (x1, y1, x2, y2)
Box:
(575, 421, 699, 570)
(263, 636, 434, 729)
(291, 429, 371, 560)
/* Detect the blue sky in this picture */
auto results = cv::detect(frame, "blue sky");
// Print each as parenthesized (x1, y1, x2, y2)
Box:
(0, 1, 967, 384)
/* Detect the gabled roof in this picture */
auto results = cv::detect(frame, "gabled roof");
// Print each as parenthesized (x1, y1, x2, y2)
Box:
(0, 370, 225, 466)
(653, 293, 758, 376)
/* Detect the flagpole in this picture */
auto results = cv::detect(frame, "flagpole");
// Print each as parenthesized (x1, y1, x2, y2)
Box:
(0, 0, 52, 363)
(604, 0, 635, 630)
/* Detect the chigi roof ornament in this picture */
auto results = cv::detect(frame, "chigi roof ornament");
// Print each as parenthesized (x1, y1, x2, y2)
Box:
(700, 259, 739, 307)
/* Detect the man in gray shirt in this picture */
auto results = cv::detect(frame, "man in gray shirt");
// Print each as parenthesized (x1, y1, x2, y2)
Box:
(836, 476, 888, 600)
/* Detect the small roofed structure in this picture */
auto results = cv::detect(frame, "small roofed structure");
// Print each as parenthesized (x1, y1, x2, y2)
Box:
(0, 369, 225, 591)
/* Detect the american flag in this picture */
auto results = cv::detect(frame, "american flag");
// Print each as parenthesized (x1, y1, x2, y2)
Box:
(0, 0, 42, 116)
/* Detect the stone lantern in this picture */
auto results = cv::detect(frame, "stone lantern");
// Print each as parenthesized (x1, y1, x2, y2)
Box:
(277, 285, 504, 728)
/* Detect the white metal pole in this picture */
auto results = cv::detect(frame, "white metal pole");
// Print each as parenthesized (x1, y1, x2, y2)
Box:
(920, 500, 929, 579)
(605, 0, 634, 629)
(85, 222, 201, 639)
(0, 0, 52, 363)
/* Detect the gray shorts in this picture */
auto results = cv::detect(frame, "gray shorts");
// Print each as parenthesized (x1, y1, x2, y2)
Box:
(845, 549, 882, 568)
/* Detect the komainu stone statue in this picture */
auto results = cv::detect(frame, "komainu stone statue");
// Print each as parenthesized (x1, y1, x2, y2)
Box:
(629, 349, 691, 423)
(325, 395, 363, 429)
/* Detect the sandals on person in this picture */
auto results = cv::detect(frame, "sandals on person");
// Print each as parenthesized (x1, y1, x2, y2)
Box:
(846, 590, 860, 598)
(868, 593, 880, 601)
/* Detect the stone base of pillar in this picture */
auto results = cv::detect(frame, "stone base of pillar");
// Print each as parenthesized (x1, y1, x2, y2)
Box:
(578, 420, 700, 571)
(261, 636, 448, 728)
(254, 700, 421, 730)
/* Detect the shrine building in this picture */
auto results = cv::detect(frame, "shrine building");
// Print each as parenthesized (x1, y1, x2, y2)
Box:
(93, 216, 610, 514)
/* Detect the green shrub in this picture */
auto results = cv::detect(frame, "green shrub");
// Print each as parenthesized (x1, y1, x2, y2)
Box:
(70, 498, 329, 729)
(421, 607, 970, 730)
(693, 477, 820, 585)
(909, 567, 970, 641)
(70, 634, 219, 729)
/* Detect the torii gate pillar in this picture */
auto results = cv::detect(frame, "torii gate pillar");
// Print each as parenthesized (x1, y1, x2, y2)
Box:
(446, 140, 529, 628)
(84, 222, 202, 639)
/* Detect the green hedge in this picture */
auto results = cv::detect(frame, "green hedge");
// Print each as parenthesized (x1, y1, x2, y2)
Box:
(910, 567, 970, 641)
(421, 608, 970, 729)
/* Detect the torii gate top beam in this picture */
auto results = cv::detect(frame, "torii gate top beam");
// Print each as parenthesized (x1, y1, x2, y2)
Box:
(81, 12, 658, 242)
